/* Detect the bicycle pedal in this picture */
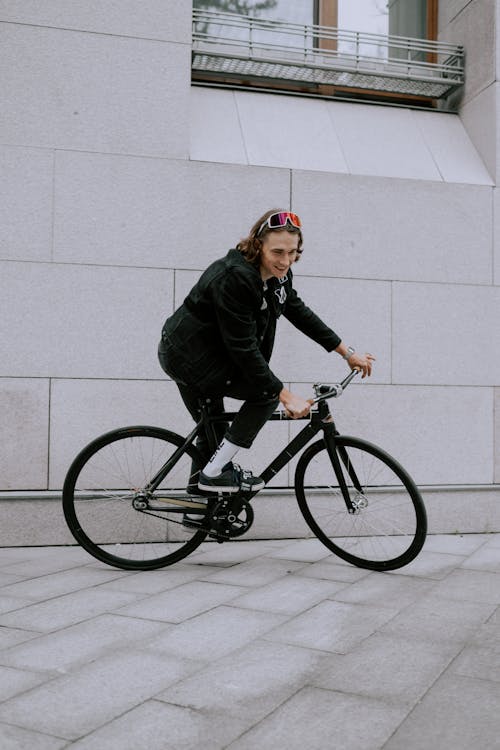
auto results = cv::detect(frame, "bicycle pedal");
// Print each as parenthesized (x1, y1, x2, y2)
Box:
(208, 527, 232, 541)
(182, 516, 205, 530)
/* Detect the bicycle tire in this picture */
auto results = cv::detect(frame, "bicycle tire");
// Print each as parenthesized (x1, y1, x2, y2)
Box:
(63, 426, 209, 570)
(295, 436, 427, 571)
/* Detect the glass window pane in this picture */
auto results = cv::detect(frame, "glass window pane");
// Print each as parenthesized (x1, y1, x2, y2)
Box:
(338, 0, 389, 36)
(192, 1, 438, 98)
(338, 0, 427, 38)
(193, 1, 316, 49)
(193, 1, 314, 25)
(388, 0, 427, 39)
(262, 0, 315, 25)
(193, 2, 429, 40)
(336, 1, 427, 61)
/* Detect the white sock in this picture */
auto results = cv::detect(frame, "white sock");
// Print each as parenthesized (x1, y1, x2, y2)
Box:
(202, 438, 239, 477)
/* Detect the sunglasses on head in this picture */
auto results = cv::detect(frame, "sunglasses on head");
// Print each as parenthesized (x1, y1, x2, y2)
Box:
(257, 211, 302, 237)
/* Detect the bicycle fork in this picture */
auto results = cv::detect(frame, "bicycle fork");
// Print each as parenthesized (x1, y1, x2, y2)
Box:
(323, 427, 364, 514)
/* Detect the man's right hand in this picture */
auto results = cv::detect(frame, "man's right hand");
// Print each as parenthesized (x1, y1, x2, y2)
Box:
(279, 388, 312, 419)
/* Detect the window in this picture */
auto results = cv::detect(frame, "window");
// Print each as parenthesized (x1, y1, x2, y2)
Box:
(193, 1, 434, 38)
(192, 1, 463, 107)
(194, 1, 315, 27)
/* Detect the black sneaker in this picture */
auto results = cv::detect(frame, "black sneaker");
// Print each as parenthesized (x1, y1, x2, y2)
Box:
(198, 462, 265, 494)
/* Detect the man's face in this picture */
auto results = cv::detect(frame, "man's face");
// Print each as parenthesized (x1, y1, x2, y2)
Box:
(259, 230, 299, 281)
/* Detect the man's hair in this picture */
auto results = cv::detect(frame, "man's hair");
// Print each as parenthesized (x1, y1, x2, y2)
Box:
(236, 208, 303, 267)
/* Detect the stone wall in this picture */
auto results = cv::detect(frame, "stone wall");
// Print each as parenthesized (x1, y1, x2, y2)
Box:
(0, 1, 498, 542)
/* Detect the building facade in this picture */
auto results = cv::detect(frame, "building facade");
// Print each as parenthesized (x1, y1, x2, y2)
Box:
(0, 1, 499, 543)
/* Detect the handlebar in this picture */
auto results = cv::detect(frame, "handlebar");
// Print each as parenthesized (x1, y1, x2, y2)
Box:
(312, 368, 359, 404)
(274, 369, 360, 420)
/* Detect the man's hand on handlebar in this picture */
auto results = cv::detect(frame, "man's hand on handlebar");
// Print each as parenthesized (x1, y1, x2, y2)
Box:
(279, 388, 312, 419)
(349, 352, 375, 378)
(335, 343, 376, 379)
(278, 349, 375, 417)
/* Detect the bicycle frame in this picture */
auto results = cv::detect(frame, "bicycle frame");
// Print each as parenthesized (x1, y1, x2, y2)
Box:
(145, 371, 360, 512)
(63, 368, 428, 570)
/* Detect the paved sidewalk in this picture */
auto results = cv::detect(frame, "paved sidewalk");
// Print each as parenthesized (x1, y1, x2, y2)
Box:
(0, 534, 499, 749)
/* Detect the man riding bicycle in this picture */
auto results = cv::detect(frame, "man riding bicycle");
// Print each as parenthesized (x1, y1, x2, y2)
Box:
(158, 209, 374, 495)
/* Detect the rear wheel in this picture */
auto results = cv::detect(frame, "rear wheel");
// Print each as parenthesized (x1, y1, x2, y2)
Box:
(63, 426, 209, 570)
(295, 436, 427, 571)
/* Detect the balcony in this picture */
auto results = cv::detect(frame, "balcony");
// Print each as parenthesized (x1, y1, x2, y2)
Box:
(192, 9, 464, 103)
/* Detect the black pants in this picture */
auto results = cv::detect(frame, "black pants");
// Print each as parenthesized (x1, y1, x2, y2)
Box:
(176, 381, 279, 454)
(176, 382, 278, 488)
(158, 345, 279, 454)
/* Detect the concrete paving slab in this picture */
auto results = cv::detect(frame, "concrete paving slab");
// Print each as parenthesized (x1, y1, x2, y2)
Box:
(450, 642, 500, 683)
(460, 543, 500, 571)
(484, 533, 500, 548)
(469, 607, 500, 647)
(157, 640, 329, 748)
(0, 547, 66, 564)
(0, 536, 499, 748)
(379, 594, 496, 644)
(0, 595, 34, 616)
(200, 556, 305, 586)
(0, 588, 143, 632)
(189, 539, 288, 566)
(383, 672, 500, 750)
(0, 721, 67, 750)
(0, 649, 203, 740)
(1, 553, 92, 578)
(0, 626, 40, 650)
(228, 575, 346, 615)
(225, 686, 406, 750)
(312, 632, 457, 704)
(68, 699, 215, 750)
(0, 664, 49, 702)
(263, 599, 398, 654)
(333, 570, 434, 610)
(423, 533, 491, 555)
(429, 568, 500, 603)
(116, 581, 246, 624)
(0, 566, 130, 601)
(0, 573, 24, 587)
(92, 563, 224, 595)
(144, 605, 286, 662)
(384, 549, 467, 579)
(0, 614, 169, 673)
(294, 557, 371, 583)
(267, 538, 334, 562)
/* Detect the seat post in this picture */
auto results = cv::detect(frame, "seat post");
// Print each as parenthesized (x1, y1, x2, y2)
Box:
(197, 398, 221, 455)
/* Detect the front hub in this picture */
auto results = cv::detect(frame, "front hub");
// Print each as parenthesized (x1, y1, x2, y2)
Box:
(351, 492, 369, 511)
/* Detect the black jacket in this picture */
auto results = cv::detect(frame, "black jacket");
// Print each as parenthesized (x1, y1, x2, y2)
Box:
(160, 249, 341, 396)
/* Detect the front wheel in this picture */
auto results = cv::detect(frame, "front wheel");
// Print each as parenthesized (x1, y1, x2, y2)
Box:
(63, 426, 209, 570)
(295, 436, 427, 571)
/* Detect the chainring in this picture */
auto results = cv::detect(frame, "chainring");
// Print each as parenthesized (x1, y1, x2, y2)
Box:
(208, 497, 254, 539)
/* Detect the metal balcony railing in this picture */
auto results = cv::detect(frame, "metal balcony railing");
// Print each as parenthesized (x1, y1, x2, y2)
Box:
(192, 9, 464, 100)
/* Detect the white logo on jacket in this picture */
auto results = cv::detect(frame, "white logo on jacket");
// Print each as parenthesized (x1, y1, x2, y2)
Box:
(274, 287, 287, 305)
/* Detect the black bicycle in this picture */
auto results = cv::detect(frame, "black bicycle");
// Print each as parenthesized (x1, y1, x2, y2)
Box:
(62, 370, 427, 572)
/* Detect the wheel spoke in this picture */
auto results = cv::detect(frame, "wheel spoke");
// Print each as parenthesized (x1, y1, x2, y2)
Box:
(63, 428, 208, 570)
(295, 438, 426, 570)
